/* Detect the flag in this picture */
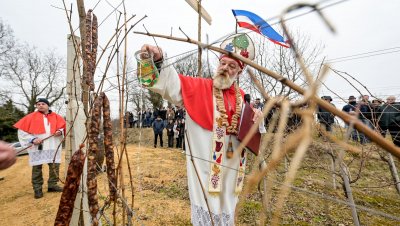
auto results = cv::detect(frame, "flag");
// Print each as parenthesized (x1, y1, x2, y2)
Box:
(232, 9, 290, 48)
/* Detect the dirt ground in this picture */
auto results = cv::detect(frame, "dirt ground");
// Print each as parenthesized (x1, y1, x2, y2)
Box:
(1, 127, 400, 225)
(0, 151, 67, 226)
(0, 141, 191, 226)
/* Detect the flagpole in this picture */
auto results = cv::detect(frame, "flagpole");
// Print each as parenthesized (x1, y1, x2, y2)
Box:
(235, 18, 238, 34)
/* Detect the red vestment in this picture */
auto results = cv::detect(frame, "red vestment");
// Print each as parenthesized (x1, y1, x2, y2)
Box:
(14, 111, 66, 135)
(178, 75, 244, 131)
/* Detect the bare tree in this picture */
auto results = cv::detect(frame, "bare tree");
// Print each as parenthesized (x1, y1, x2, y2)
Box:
(240, 31, 324, 100)
(1, 45, 66, 113)
(129, 89, 150, 113)
(174, 52, 214, 78)
(123, 55, 151, 114)
(0, 19, 16, 86)
(0, 19, 15, 61)
(147, 90, 163, 109)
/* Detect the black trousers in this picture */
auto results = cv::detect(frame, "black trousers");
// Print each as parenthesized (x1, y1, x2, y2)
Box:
(176, 137, 181, 148)
(154, 133, 163, 147)
(32, 163, 60, 191)
(167, 135, 174, 147)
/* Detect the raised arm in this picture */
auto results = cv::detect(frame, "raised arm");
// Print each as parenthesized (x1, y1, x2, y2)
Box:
(137, 45, 183, 106)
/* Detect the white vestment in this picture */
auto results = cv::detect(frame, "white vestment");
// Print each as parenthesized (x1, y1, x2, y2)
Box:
(149, 63, 245, 226)
(18, 114, 63, 166)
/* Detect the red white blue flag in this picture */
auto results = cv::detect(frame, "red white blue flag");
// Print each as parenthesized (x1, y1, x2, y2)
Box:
(232, 9, 290, 48)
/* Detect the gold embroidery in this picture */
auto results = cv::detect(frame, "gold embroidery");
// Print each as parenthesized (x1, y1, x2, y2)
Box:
(213, 83, 242, 135)
(212, 164, 220, 174)
(216, 117, 223, 127)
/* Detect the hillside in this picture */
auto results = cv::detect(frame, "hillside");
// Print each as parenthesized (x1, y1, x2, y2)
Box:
(0, 127, 399, 225)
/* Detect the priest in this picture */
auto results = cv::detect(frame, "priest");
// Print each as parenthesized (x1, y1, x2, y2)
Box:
(137, 33, 258, 225)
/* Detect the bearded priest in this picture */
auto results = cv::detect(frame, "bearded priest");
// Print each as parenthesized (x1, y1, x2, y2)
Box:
(137, 33, 260, 226)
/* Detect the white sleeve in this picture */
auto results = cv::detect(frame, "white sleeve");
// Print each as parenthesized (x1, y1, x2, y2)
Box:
(147, 60, 183, 106)
(18, 129, 36, 146)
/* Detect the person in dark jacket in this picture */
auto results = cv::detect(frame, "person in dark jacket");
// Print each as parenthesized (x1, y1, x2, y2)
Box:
(253, 98, 264, 110)
(378, 96, 400, 147)
(175, 106, 184, 120)
(175, 119, 185, 148)
(342, 95, 357, 114)
(371, 99, 383, 131)
(342, 95, 362, 142)
(166, 119, 175, 148)
(145, 109, 152, 127)
(317, 96, 335, 133)
(128, 112, 134, 128)
(355, 95, 373, 143)
(358, 95, 373, 127)
(179, 118, 186, 151)
(152, 115, 165, 148)
(159, 107, 167, 126)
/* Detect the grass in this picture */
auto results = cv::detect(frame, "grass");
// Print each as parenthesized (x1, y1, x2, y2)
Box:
(120, 127, 400, 225)
(158, 183, 190, 200)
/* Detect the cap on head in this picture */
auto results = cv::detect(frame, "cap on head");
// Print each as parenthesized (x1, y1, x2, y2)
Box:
(219, 33, 255, 69)
(36, 98, 50, 106)
(321, 96, 332, 101)
(348, 95, 356, 100)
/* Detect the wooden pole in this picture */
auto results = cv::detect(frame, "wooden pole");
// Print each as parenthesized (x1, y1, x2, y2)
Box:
(67, 34, 91, 226)
(387, 153, 400, 194)
(339, 158, 360, 226)
(75, 1, 93, 225)
(197, 0, 202, 77)
(66, 35, 80, 170)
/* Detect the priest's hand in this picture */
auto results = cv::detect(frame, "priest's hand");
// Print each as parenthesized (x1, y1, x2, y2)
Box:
(140, 44, 163, 61)
(0, 141, 16, 170)
(33, 138, 42, 145)
(54, 130, 62, 137)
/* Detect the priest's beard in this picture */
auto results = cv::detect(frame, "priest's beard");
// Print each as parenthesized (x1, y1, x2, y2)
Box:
(213, 69, 236, 90)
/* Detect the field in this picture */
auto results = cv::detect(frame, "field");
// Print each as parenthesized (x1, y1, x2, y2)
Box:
(0, 127, 399, 225)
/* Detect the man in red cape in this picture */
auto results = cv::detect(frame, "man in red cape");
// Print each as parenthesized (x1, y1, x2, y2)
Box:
(14, 98, 66, 199)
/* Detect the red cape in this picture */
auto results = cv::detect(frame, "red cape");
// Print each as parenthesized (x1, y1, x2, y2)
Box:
(178, 75, 244, 131)
(14, 111, 66, 135)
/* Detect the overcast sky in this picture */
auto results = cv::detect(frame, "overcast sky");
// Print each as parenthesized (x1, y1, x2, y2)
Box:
(1, 0, 400, 117)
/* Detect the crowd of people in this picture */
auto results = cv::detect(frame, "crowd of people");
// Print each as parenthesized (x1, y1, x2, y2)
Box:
(125, 106, 186, 128)
(317, 94, 400, 146)
(123, 93, 399, 150)
(124, 106, 187, 150)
